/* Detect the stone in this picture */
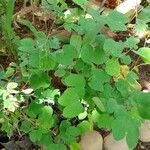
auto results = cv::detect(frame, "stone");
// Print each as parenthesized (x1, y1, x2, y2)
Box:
(80, 131, 103, 150)
(139, 120, 150, 142)
(104, 133, 129, 150)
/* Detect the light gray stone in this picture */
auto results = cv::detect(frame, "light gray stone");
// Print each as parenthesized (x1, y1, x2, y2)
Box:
(104, 133, 129, 150)
(139, 120, 150, 142)
(80, 131, 103, 150)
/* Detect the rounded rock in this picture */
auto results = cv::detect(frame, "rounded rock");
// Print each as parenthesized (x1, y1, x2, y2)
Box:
(80, 131, 103, 150)
(104, 133, 129, 150)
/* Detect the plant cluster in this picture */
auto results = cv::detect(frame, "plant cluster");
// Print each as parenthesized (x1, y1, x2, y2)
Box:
(0, 0, 150, 150)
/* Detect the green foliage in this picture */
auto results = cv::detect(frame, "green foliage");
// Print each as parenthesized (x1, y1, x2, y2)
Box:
(0, 1, 150, 150)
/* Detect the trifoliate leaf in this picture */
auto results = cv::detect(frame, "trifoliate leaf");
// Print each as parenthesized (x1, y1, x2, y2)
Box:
(105, 58, 120, 76)
(104, 39, 124, 57)
(134, 47, 150, 64)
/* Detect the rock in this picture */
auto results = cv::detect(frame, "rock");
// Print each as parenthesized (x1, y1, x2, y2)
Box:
(80, 131, 103, 150)
(139, 120, 150, 142)
(104, 133, 129, 150)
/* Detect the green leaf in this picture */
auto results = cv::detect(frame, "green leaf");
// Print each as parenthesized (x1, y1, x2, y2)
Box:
(92, 97, 106, 112)
(92, 110, 114, 129)
(27, 102, 42, 118)
(72, 0, 88, 10)
(20, 120, 32, 133)
(55, 45, 78, 66)
(63, 101, 84, 118)
(58, 88, 79, 106)
(38, 133, 53, 147)
(120, 55, 131, 65)
(30, 72, 51, 89)
(104, 39, 124, 57)
(81, 44, 94, 65)
(29, 129, 42, 142)
(38, 106, 54, 130)
(66, 126, 81, 137)
(126, 120, 139, 149)
(105, 58, 120, 76)
(112, 117, 127, 140)
(77, 121, 92, 133)
(88, 69, 111, 91)
(93, 46, 107, 64)
(39, 52, 56, 70)
(70, 34, 82, 52)
(134, 47, 150, 64)
(124, 36, 139, 49)
(107, 10, 128, 31)
(48, 144, 67, 150)
(64, 74, 85, 88)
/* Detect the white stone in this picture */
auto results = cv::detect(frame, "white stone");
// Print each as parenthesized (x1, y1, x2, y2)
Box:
(80, 131, 103, 150)
(139, 120, 150, 142)
(104, 133, 129, 150)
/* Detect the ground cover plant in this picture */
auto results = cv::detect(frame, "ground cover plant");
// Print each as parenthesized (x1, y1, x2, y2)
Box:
(0, 0, 150, 149)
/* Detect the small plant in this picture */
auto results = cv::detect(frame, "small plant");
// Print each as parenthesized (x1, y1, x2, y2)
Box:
(0, 1, 150, 150)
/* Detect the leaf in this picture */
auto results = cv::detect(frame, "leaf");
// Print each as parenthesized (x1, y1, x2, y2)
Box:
(106, 10, 128, 31)
(105, 58, 120, 76)
(72, 0, 88, 10)
(66, 126, 81, 137)
(63, 101, 84, 118)
(134, 47, 150, 64)
(55, 45, 78, 66)
(126, 120, 139, 149)
(30, 72, 51, 89)
(88, 69, 111, 91)
(93, 46, 107, 64)
(104, 39, 124, 57)
(92, 110, 114, 129)
(124, 36, 139, 49)
(38, 106, 53, 130)
(64, 74, 85, 88)
(81, 44, 94, 65)
(48, 144, 67, 150)
(92, 97, 106, 112)
(77, 121, 92, 133)
(70, 34, 82, 51)
(29, 129, 42, 142)
(58, 88, 79, 106)
(20, 120, 32, 133)
(112, 117, 127, 140)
